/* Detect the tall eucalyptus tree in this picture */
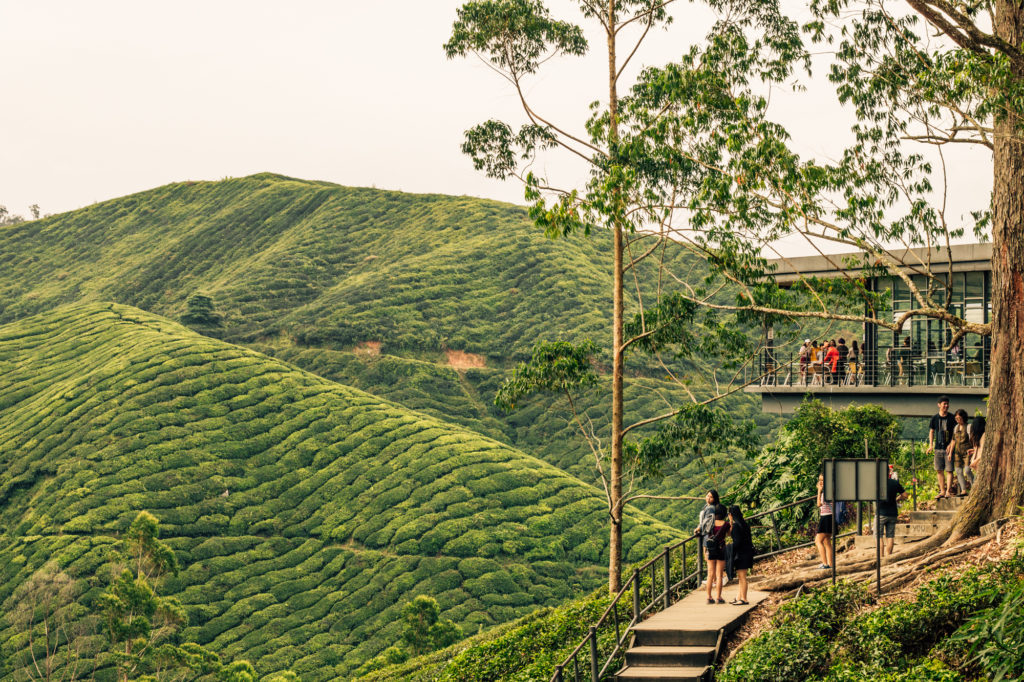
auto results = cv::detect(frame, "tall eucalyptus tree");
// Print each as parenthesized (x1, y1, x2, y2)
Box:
(445, 0, 767, 593)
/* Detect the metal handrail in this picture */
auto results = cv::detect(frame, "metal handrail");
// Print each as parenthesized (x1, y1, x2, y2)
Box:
(551, 533, 704, 682)
(550, 494, 848, 681)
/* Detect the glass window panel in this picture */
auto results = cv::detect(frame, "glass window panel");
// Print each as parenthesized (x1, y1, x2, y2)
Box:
(966, 301, 984, 324)
(893, 277, 910, 301)
(966, 272, 983, 299)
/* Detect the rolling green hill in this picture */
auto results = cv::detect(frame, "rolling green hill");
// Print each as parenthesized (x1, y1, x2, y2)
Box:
(0, 303, 686, 678)
(0, 173, 771, 533)
(0, 173, 617, 359)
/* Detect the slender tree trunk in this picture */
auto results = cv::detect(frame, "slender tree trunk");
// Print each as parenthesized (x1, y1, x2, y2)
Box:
(952, 0, 1024, 539)
(607, 0, 624, 595)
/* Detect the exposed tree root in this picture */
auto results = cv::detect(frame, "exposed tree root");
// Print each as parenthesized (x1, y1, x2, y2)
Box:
(760, 524, 966, 592)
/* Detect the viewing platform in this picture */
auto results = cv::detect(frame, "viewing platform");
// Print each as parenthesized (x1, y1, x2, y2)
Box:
(746, 243, 991, 417)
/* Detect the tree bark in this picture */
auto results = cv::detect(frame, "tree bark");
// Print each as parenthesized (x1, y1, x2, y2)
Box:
(952, 0, 1024, 539)
(607, 0, 625, 595)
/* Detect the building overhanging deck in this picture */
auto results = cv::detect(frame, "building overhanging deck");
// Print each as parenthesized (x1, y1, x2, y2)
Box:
(746, 385, 989, 417)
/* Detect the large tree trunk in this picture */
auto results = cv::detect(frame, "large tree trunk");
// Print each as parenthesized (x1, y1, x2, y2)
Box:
(952, 0, 1024, 539)
(607, 0, 624, 595)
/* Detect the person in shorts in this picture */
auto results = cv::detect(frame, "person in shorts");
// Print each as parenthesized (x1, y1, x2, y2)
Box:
(704, 504, 730, 604)
(814, 473, 834, 569)
(877, 471, 909, 557)
(929, 396, 955, 498)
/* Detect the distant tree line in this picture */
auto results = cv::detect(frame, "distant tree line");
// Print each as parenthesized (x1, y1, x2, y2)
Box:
(0, 203, 43, 226)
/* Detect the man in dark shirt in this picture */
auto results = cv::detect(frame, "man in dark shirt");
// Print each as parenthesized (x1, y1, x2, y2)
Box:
(877, 474, 909, 557)
(929, 396, 955, 498)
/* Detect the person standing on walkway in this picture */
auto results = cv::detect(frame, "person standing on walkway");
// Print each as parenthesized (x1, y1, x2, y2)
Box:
(877, 471, 909, 557)
(929, 396, 955, 498)
(949, 409, 972, 495)
(814, 474, 834, 570)
(705, 504, 730, 604)
(799, 339, 811, 385)
(849, 339, 860, 384)
(837, 338, 849, 384)
(728, 506, 753, 605)
(694, 489, 719, 538)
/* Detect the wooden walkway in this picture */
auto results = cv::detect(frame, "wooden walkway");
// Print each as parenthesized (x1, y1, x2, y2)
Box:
(616, 584, 769, 681)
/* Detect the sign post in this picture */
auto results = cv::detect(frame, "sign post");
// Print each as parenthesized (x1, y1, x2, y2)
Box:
(824, 458, 889, 594)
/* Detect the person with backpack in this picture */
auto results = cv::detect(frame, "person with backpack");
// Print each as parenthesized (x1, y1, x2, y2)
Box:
(949, 409, 972, 495)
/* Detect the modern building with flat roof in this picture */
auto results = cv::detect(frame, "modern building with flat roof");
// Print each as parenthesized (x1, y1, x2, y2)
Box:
(747, 243, 991, 417)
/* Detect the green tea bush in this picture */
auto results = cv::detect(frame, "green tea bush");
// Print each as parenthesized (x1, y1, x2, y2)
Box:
(719, 620, 830, 682)
(943, 576, 1024, 682)
(723, 553, 1024, 682)
(720, 581, 870, 682)
(836, 567, 1008, 668)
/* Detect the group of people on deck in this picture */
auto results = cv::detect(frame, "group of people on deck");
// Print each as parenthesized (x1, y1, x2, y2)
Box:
(693, 490, 755, 606)
(799, 338, 861, 386)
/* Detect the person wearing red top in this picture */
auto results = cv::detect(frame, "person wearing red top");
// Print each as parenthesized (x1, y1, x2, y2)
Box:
(824, 342, 840, 384)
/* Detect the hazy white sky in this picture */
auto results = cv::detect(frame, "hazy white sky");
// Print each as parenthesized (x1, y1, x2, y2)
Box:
(1, 0, 991, 245)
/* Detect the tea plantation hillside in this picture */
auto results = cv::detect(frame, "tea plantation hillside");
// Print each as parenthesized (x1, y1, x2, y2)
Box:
(0, 303, 686, 679)
(0, 173, 674, 360)
(0, 173, 773, 528)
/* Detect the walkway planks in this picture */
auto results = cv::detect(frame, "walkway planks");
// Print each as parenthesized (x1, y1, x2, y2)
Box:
(616, 585, 769, 681)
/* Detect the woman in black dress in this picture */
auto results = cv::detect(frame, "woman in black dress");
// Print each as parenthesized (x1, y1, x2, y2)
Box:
(728, 505, 754, 605)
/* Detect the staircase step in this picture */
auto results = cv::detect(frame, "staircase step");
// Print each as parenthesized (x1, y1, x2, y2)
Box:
(626, 646, 715, 667)
(853, 534, 929, 549)
(615, 664, 710, 681)
(897, 522, 944, 535)
(937, 496, 967, 511)
(909, 510, 956, 523)
(631, 629, 718, 647)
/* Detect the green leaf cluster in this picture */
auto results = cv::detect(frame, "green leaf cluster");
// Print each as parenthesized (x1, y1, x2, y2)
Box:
(730, 398, 901, 529)
(721, 552, 1024, 682)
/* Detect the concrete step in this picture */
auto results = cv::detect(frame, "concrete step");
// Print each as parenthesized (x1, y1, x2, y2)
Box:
(853, 534, 929, 549)
(937, 496, 967, 511)
(909, 510, 956, 523)
(615, 664, 710, 681)
(625, 646, 715, 668)
(896, 522, 944, 535)
(631, 628, 718, 648)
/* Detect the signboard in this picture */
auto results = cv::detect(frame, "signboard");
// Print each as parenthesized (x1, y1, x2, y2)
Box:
(823, 459, 888, 502)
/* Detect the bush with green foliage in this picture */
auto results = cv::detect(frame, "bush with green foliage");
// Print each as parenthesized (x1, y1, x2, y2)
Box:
(721, 552, 1024, 682)
(180, 293, 223, 328)
(943, 577, 1024, 682)
(731, 399, 901, 532)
